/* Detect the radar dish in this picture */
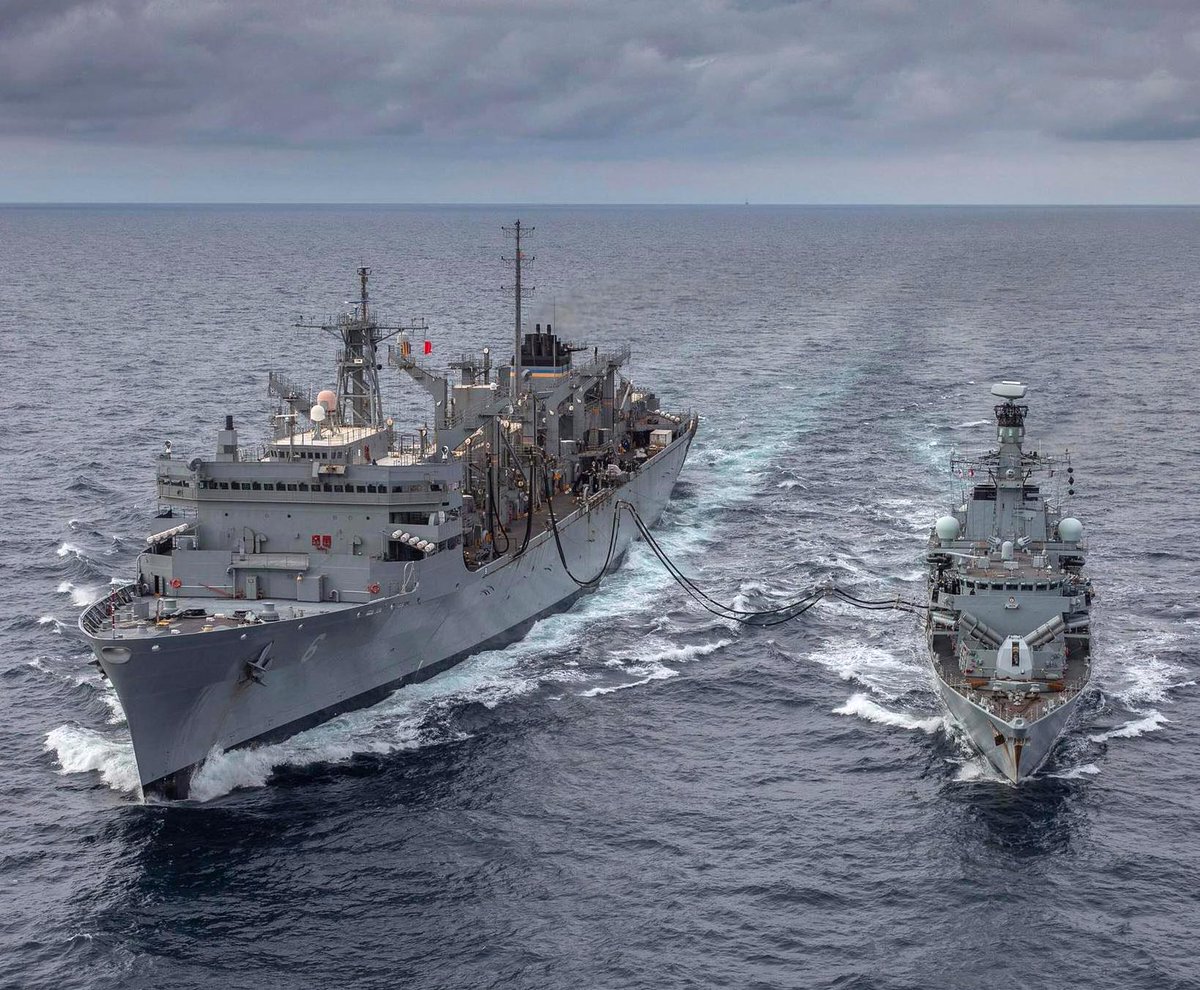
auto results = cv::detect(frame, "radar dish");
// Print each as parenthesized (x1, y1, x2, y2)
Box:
(309, 404, 327, 423)
(990, 381, 1027, 400)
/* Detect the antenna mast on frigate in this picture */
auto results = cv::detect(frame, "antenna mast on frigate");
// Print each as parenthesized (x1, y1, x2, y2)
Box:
(289, 267, 426, 429)
(502, 220, 534, 402)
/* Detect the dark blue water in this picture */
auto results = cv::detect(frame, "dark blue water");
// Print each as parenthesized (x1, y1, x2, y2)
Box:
(2, 206, 1197, 990)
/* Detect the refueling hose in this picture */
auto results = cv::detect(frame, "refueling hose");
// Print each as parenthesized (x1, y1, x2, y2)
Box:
(536, 459, 925, 625)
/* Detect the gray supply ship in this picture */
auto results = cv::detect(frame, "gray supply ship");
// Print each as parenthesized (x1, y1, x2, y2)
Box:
(79, 223, 697, 799)
(925, 382, 1093, 782)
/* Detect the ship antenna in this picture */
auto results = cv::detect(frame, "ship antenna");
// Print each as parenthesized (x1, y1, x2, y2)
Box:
(502, 220, 534, 402)
(294, 266, 420, 429)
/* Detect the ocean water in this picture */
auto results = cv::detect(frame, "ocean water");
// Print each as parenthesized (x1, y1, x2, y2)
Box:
(1, 205, 1198, 990)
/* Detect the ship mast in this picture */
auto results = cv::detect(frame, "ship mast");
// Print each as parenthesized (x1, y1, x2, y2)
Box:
(293, 267, 423, 429)
(502, 220, 534, 403)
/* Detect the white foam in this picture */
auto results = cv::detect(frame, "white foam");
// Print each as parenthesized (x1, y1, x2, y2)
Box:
(776, 479, 808, 491)
(1100, 643, 1191, 706)
(1089, 710, 1169, 742)
(37, 615, 57, 625)
(807, 644, 926, 700)
(99, 690, 126, 725)
(833, 693, 945, 733)
(1047, 763, 1101, 780)
(54, 580, 104, 607)
(953, 419, 991, 429)
(44, 725, 141, 794)
(950, 755, 1012, 784)
(639, 638, 733, 665)
(579, 664, 678, 697)
(582, 637, 732, 698)
(56, 542, 84, 559)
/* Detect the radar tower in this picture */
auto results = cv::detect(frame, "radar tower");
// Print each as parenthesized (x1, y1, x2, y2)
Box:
(293, 268, 426, 428)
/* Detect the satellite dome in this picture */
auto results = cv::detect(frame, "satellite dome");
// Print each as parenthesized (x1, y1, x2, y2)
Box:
(935, 516, 961, 541)
(309, 404, 327, 423)
(1058, 517, 1083, 543)
(316, 389, 337, 410)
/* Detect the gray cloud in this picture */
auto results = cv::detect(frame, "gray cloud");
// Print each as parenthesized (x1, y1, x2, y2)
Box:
(0, 0, 1198, 157)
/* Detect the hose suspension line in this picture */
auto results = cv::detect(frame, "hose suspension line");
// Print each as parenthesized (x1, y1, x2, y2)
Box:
(534, 460, 926, 625)
(542, 464, 624, 587)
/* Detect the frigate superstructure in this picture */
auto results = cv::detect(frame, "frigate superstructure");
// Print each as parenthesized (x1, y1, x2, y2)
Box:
(79, 223, 697, 799)
(925, 382, 1093, 782)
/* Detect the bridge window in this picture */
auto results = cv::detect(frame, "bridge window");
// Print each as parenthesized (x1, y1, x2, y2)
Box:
(390, 511, 430, 525)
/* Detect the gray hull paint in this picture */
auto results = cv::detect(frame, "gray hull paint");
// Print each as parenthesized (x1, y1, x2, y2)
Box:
(933, 671, 1082, 782)
(96, 432, 693, 797)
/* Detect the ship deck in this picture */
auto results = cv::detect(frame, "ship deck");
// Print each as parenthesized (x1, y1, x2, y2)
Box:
(931, 643, 1090, 722)
(463, 488, 588, 571)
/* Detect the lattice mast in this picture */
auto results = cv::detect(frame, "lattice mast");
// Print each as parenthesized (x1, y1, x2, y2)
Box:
(291, 267, 425, 429)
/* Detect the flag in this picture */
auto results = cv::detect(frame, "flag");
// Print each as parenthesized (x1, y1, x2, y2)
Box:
(424, 340, 432, 355)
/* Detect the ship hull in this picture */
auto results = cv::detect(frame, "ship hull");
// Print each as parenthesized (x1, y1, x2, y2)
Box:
(932, 668, 1083, 783)
(91, 431, 694, 799)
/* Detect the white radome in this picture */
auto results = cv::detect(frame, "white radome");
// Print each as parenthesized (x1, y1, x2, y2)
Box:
(935, 515, 961, 541)
(1058, 517, 1084, 543)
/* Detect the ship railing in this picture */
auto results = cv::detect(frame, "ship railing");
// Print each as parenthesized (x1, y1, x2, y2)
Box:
(267, 371, 316, 412)
(574, 344, 632, 376)
(237, 444, 270, 462)
(79, 582, 140, 639)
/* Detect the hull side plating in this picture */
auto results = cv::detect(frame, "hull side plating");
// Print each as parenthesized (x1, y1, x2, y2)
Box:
(95, 432, 692, 797)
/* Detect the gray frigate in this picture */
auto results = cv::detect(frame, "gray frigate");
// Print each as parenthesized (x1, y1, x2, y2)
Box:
(925, 382, 1093, 782)
(79, 223, 697, 799)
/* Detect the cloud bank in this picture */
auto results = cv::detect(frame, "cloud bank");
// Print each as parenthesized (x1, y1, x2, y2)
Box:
(1, 0, 1198, 200)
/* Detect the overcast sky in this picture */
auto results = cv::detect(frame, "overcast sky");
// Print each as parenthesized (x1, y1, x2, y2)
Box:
(1, 0, 1197, 203)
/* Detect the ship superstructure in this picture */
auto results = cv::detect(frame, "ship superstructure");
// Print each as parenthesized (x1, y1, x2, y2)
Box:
(80, 225, 697, 799)
(925, 382, 1092, 781)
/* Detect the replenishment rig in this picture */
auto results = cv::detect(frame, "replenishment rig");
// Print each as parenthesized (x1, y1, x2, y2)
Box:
(80, 224, 697, 799)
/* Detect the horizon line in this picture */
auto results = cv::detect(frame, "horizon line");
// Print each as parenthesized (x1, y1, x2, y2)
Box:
(1, 200, 1199, 209)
